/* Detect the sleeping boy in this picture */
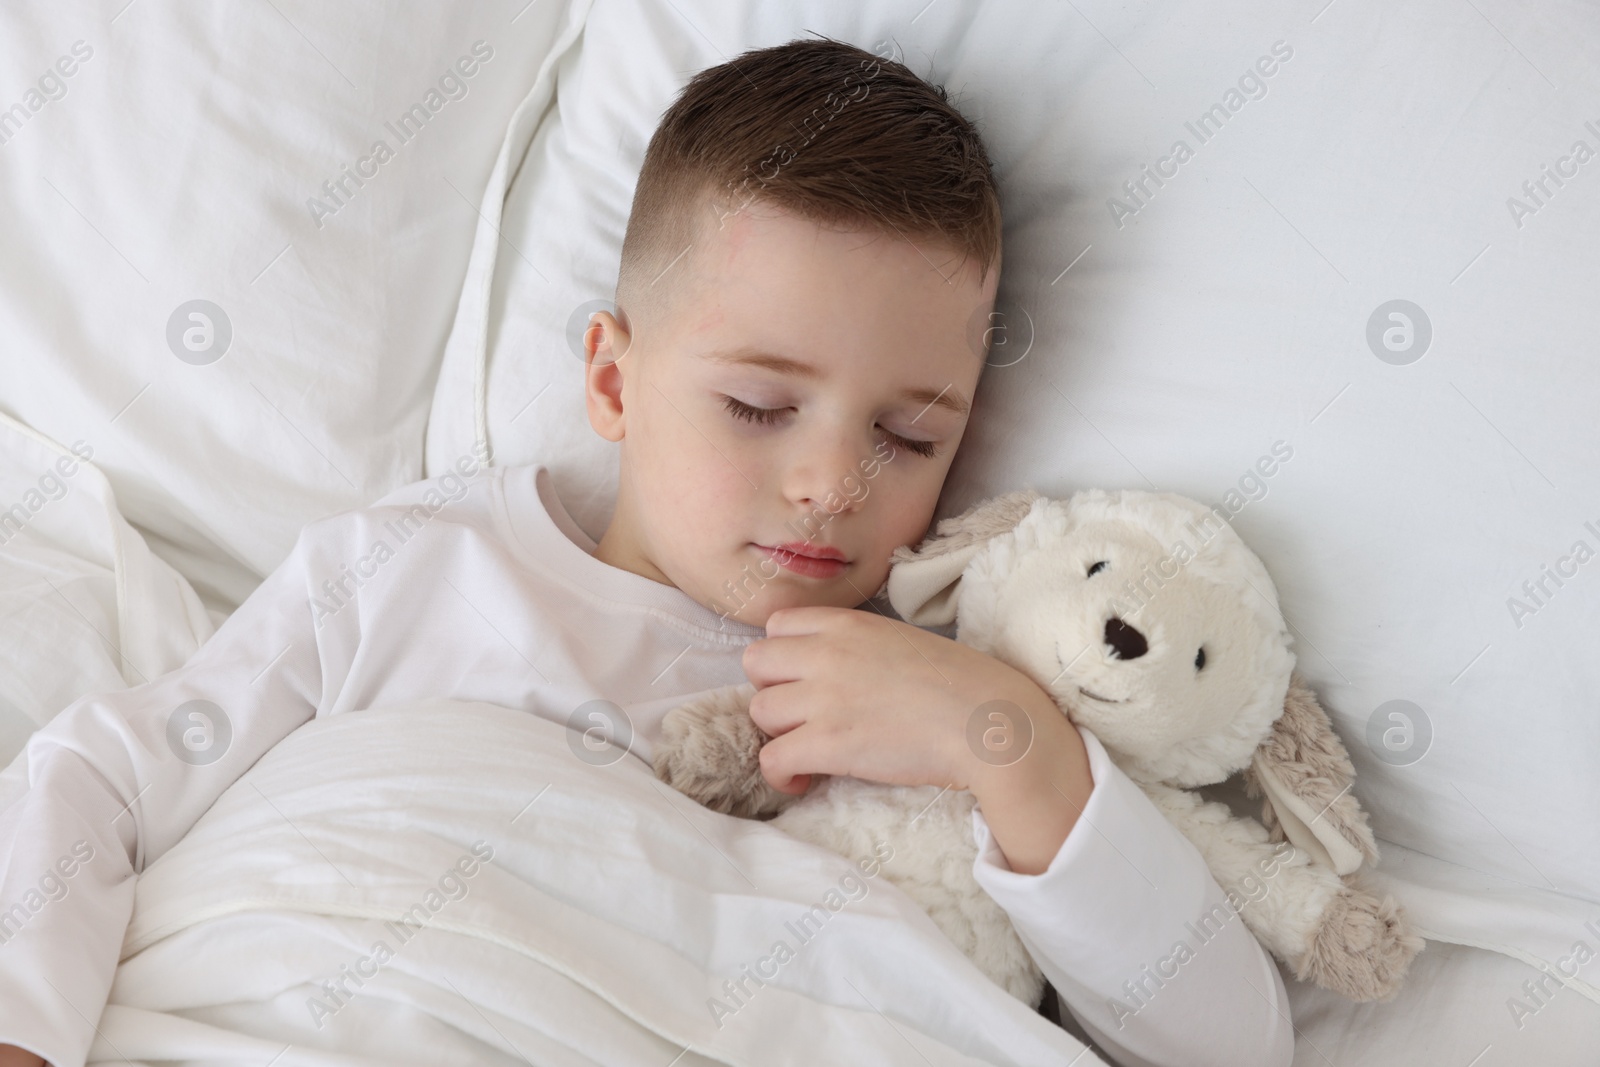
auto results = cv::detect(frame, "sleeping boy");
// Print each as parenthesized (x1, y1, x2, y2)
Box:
(0, 38, 1293, 1067)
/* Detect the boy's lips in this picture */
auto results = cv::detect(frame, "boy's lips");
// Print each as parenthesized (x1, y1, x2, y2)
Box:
(754, 541, 848, 579)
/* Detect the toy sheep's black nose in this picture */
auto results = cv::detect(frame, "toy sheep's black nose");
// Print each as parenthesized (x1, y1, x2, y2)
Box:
(1104, 616, 1148, 660)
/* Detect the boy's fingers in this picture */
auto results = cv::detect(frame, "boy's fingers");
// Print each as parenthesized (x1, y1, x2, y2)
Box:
(770, 770, 812, 795)
(748, 682, 808, 736)
(758, 731, 824, 793)
(762, 604, 855, 637)
(741, 632, 824, 686)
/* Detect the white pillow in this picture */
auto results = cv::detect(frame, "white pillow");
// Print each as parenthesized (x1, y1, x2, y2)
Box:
(426, 0, 1600, 983)
(0, 1, 581, 613)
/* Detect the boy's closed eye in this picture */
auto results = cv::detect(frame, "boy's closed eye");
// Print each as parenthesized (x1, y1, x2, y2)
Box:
(717, 393, 944, 459)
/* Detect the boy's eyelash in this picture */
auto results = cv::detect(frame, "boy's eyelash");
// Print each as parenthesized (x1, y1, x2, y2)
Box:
(718, 395, 941, 459)
(721, 395, 786, 426)
(886, 435, 941, 459)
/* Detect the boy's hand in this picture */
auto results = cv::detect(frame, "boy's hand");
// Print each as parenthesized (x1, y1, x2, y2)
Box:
(744, 605, 1033, 792)
(0, 1045, 46, 1067)
(745, 606, 1093, 873)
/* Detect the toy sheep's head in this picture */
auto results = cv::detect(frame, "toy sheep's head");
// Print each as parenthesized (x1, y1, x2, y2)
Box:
(885, 488, 1380, 878)
(887, 487, 1293, 786)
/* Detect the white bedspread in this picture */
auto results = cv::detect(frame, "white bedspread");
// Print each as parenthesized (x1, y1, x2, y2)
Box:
(91, 700, 1097, 1066)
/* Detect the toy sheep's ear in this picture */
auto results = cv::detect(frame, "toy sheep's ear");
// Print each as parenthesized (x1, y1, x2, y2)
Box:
(885, 489, 1041, 626)
(1245, 671, 1380, 876)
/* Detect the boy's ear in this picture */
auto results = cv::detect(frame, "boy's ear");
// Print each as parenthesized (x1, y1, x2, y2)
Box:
(886, 489, 1041, 626)
(584, 311, 631, 442)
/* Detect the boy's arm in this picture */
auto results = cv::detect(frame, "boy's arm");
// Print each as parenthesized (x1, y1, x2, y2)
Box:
(969, 724, 1295, 1067)
(743, 607, 1295, 1066)
(0, 525, 332, 1067)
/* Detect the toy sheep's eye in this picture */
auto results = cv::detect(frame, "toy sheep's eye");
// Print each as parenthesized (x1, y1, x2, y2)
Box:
(1194, 647, 1207, 671)
(1086, 560, 1108, 577)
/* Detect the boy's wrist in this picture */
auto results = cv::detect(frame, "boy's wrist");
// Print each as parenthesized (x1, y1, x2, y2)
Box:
(964, 683, 1094, 875)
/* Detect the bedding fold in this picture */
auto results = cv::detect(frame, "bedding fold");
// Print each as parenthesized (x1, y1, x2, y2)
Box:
(98, 700, 1099, 1066)
(0, 411, 213, 767)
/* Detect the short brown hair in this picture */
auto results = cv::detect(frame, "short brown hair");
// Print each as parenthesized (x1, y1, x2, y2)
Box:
(616, 37, 1002, 325)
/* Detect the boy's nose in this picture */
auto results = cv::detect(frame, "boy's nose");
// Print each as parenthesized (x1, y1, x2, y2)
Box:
(784, 446, 869, 514)
(792, 480, 866, 518)
(1104, 616, 1148, 660)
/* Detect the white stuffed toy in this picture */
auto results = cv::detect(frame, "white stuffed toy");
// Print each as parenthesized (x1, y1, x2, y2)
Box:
(654, 488, 1422, 1006)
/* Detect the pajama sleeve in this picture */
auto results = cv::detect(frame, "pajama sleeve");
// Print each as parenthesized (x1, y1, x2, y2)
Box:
(0, 522, 339, 1067)
(969, 725, 1295, 1067)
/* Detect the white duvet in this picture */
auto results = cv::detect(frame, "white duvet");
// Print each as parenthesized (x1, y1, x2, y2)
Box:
(92, 701, 1098, 1066)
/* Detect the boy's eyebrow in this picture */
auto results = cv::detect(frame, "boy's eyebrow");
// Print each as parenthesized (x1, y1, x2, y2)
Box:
(701, 347, 971, 417)
(904, 383, 970, 419)
(702, 347, 824, 379)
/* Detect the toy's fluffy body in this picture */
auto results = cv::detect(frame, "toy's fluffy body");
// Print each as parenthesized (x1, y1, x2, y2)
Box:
(653, 682, 1044, 1004)
(777, 778, 1045, 1003)
(655, 489, 1421, 1006)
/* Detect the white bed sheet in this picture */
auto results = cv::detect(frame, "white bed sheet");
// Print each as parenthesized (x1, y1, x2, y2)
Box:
(0, 410, 211, 767)
(1289, 940, 1600, 1066)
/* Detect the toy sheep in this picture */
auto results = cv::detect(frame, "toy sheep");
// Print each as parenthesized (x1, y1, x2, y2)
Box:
(654, 488, 1422, 1006)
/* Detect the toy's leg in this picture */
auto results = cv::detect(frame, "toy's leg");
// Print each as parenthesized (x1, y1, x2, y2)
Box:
(1301, 870, 1423, 1002)
(654, 683, 799, 819)
(1140, 782, 1419, 1001)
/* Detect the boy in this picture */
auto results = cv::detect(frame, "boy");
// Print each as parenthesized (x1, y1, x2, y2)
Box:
(0, 39, 1292, 1067)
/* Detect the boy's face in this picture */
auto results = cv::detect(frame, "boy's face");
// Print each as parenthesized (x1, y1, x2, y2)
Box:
(585, 202, 997, 629)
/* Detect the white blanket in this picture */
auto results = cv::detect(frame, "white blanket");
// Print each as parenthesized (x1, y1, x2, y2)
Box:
(94, 701, 1098, 1066)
